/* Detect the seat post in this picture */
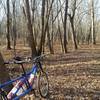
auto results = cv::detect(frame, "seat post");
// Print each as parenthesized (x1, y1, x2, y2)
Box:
(20, 64, 31, 88)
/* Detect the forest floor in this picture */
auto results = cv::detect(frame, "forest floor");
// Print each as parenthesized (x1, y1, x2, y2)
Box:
(1, 44, 100, 100)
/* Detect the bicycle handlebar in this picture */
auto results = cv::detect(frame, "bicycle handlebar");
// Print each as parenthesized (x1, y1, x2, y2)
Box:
(4, 53, 49, 65)
(4, 60, 28, 65)
(32, 53, 48, 61)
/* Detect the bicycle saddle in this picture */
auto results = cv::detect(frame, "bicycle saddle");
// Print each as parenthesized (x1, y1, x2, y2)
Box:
(13, 56, 22, 61)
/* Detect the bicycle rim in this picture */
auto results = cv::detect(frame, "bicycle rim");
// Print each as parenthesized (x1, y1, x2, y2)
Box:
(38, 71, 49, 98)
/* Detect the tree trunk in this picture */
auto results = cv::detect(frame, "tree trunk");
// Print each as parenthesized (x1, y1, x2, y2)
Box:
(58, 25, 64, 52)
(38, 0, 46, 55)
(12, 0, 17, 56)
(63, 0, 68, 53)
(25, 0, 37, 57)
(91, 0, 96, 44)
(70, 18, 78, 49)
(7, 0, 11, 50)
(0, 53, 13, 93)
(38, 0, 54, 55)
(68, 0, 78, 49)
(31, 0, 35, 25)
(51, 11, 54, 50)
(47, 23, 54, 54)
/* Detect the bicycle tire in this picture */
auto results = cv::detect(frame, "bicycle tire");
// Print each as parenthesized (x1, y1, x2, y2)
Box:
(38, 71, 49, 98)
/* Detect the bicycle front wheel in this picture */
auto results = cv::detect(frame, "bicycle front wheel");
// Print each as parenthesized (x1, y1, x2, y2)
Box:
(38, 71, 49, 98)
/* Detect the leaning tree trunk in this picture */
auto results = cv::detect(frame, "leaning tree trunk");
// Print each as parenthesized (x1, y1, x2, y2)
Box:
(0, 52, 13, 93)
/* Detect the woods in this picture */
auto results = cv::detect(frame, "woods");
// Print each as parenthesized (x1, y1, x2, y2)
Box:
(0, 0, 99, 53)
(0, 0, 100, 99)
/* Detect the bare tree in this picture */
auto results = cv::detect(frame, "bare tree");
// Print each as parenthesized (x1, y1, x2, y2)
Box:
(63, 0, 68, 53)
(90, 0, 96, 44)
(38, 0, 54, 54)
(68, 0, 78, 49)
(46, 0, 54, 54)
(7, 0, 11, 49)
(31, 0, 36, 24)
(57, 0, 64, 53)
(58, 24, 64, 52)
(12, 0, 17, 56)
(25, 0, 37, 57)
(47, 23, 54, 54)
(38, 0, 46, 55)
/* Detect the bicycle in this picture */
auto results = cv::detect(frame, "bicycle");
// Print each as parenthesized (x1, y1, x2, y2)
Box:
(0, 54, 49, 100)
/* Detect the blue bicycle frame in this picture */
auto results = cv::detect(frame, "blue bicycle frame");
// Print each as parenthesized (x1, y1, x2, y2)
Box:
(0, 63, 39, 100)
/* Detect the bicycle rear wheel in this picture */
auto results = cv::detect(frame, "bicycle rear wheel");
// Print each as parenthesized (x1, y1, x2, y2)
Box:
(38, 71, 49, 98)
